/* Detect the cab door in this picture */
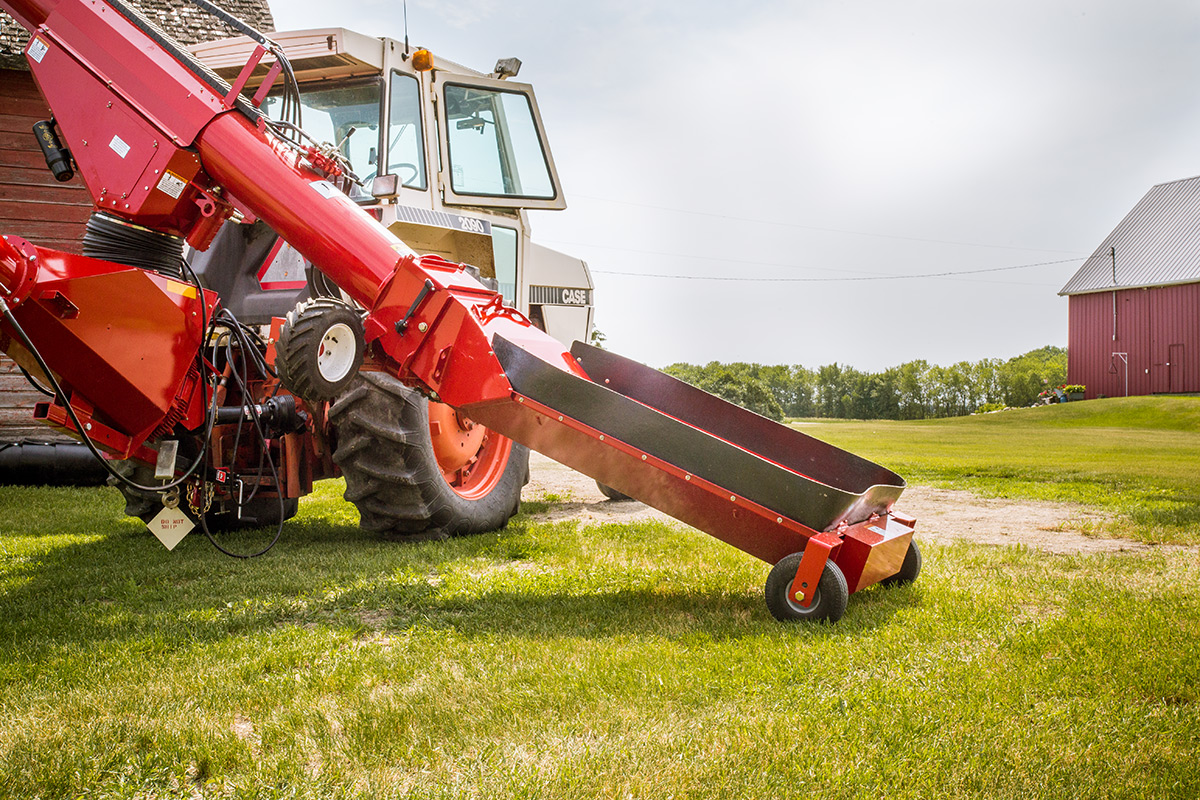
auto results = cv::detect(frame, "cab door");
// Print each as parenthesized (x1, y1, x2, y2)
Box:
(436, 76, 567, 211)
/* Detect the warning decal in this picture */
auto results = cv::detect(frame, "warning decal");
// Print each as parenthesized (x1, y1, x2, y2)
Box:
(28, 38, 48, 63)
(309, 180, 340, 199)
(156, 171, 187, 199)
(149, 506, 194, 551)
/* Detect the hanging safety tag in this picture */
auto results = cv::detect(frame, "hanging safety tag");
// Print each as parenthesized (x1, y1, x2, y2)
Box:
(148, 505, 194, 551)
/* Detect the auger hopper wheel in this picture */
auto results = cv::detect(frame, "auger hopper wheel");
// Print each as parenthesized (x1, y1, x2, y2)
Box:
(329, 372, 529, 539)
(880, 539, 922, 587)
(765, 550, 849, 623)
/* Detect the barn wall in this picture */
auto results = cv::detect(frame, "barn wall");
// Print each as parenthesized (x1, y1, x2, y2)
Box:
(0, 355, 68, 440)
(2, 1, 277, 446)
(0, 68, 92, 252)
(1, 68, 92, 442)
(1067, 283, 1200, 398)
(1149, 283, 1200, 393)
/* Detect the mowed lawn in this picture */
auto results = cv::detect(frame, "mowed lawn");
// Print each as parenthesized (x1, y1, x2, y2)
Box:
(0, 398, 1196, 799)
(803, 396, 1200, 545)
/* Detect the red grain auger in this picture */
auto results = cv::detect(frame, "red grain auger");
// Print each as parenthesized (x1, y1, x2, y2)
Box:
(0, 0, 920, 622)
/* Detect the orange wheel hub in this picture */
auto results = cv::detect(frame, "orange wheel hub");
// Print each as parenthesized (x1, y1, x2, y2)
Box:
(427, 401, 513, 499)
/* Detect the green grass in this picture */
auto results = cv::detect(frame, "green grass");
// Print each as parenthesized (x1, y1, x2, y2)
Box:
(0, 398, 1198, 798)
(797, 396, 1200, 545)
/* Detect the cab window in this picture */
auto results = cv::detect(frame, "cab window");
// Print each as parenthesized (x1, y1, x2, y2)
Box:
(444, 84, 555, 199)
(263, 79, 381, 181)
(491, 225, 518, 303)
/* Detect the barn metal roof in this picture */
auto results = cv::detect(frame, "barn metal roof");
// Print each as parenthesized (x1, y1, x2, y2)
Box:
(1060, 174, 1200, 296)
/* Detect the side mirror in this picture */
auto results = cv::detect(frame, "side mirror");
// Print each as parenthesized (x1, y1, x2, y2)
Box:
(370, 174, 399, 199)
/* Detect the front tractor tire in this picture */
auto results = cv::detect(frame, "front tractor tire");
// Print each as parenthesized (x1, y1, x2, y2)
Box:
(328, 372, 529, 539)
(275, 298, 365, 402)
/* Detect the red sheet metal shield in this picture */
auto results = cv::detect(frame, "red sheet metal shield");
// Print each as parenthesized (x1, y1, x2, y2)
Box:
(0, 244, 214, 444)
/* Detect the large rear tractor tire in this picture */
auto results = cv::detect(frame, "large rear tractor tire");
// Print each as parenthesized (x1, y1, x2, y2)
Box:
(596, 481, 631, 501)
(328, 372, 529, 539)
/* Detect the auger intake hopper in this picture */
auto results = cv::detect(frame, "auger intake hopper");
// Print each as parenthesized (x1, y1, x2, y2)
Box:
(509, 340, 903, 534)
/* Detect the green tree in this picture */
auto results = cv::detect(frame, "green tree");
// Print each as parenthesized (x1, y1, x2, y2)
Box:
(998, 346, 1067, 406)
(663, 346, 1066, 421)
(662, 362, 785, 420)
(895, 360, 929, 419)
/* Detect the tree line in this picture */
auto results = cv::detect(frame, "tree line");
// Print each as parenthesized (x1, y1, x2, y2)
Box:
(661, 346, 1067, 421)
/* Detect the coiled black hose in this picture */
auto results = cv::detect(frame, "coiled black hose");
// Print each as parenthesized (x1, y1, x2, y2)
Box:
(82, 212, 186, 278)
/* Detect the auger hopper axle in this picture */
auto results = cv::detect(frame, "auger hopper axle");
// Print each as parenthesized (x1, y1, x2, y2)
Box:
(0, 0, 919, 622)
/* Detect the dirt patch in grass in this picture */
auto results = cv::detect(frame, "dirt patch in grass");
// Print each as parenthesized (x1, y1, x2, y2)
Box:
(522, 453, 1159, 555)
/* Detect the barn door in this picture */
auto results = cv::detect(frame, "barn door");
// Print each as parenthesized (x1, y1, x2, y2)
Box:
(1168, 344, 1185, 393)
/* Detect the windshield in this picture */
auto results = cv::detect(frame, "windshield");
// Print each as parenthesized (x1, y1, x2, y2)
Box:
(444, 84, 555, 199)
(264, 80, 382, 180)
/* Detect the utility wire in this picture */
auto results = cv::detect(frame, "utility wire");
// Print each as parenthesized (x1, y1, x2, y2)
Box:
(544, 235, 1083, 282)
(588, 256, 1081, 283)
(572, 193, 1087, 256)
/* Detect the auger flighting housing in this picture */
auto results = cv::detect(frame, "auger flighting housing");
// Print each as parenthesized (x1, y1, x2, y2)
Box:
(0, 0, 920, 622)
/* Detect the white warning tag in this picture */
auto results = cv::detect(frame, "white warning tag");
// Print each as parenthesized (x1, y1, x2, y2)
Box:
(109, 135, 131, 159)
(28, 38, 48, 63)
(149, 506, 194, 551)
(156, 171, 187, 199)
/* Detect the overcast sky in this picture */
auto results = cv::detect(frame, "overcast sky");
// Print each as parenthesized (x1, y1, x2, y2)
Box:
(274, 0, 1200, 371)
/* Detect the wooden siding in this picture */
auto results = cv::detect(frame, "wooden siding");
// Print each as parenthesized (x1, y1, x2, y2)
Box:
(2, 0, 276, 444)
(0, 68, 92, 253)
(1, 69, 91, 440)
(0, 354, 70, 441)
(1067, 283, 1200, 398)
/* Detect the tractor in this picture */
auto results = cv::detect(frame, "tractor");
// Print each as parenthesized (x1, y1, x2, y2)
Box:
(176, 26, 592, 538)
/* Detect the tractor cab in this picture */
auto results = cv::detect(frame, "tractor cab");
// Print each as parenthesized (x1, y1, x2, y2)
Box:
(190, 28, 593, 347)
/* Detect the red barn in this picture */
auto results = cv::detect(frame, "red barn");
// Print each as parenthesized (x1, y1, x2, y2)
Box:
(1059, 175, 1200, 399)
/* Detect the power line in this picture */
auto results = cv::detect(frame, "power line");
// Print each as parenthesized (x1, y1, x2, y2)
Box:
(588, 257, 1079, 282)
(542, 236, 1083, 283)
(544, 238, 872, 276)
(572, 193, 1087, 256)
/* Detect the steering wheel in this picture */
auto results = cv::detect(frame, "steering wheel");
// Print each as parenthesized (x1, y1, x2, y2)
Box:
(390, 163, 420, 186)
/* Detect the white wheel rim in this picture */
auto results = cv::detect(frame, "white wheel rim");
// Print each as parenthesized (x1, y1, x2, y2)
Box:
(317, 322, 357, 383)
